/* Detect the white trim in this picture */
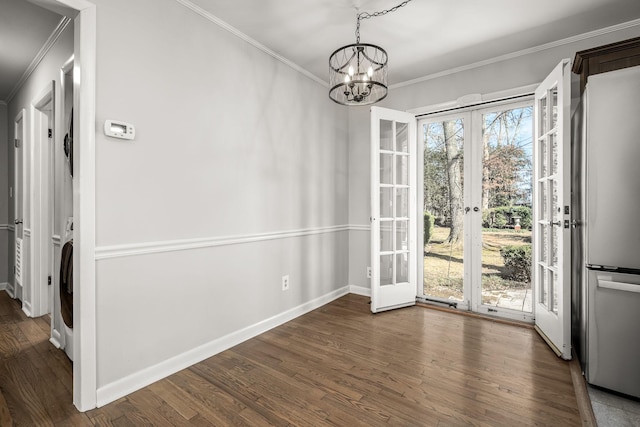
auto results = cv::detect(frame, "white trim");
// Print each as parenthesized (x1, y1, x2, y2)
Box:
(96, 285, 350, 407)
(349, 284, 371, 297)
(408, 84, 539, 116)
(95, 225, 352, 260)
(53, 235, 62, 246)
(50, 330, 63, 348)
(70, 1, 98, 412)
(0, 283, 7, 291)
(5, 17, 72, 103)
(8, 225, 15, 232)
(0, 224, 10, 231)
(348, 224, 371, 232)
(173, 0, 327, 88)
(6, 285, 16, 299)
(392, 19, 640, 90)
(24, 228, 32, 237)
(22, 301, 33, 317)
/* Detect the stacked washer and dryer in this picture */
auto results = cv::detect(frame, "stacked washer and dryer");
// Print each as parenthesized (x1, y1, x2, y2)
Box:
(53, 101, 74, 361)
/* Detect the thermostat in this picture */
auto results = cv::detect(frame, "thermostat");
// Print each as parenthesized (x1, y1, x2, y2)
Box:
(104, 120, 135, 140)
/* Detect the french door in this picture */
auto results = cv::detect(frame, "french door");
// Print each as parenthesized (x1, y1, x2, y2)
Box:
(370, 61, 571, 359)
(370, 106, 418, 313)
(532, 59, 572, 360)
(419, 100, 536, 321)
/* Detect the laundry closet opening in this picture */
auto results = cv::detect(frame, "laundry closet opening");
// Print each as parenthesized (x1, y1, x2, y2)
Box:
(418, 97, 535, 322)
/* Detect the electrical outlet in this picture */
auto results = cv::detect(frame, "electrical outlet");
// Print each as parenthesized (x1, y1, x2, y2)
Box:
(367, 267, 372, 278)
(282, 275, 290, 291)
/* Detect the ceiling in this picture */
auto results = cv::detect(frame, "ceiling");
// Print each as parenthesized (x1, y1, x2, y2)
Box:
(0, 0, 62, 102)
(188, 0, 640, 85)
(2, 0, 640, 102)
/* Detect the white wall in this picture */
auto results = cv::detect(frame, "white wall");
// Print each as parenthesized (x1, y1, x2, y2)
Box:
(0, 103, 8, 288)
(347, 24, 640, 290)
(91, 0, 349, 402)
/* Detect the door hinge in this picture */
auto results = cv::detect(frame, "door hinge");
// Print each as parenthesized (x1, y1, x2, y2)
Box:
(48, 129, 53, 138)
(48, 276, 52, 286)
(14, 138, 20, 148)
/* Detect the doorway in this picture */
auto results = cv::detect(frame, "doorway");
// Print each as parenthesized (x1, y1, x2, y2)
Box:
(419, 100, 535, 321)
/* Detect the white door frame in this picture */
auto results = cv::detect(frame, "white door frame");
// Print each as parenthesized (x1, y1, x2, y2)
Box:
(13, 109, 27, 302)
(31, 82, 55, 318)
(29, 0, 97, 411)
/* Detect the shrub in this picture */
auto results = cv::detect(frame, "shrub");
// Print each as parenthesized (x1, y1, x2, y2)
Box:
(483, 206, 532, 230)
(500, 245, 532, 282)
(424, 212, 435, 245)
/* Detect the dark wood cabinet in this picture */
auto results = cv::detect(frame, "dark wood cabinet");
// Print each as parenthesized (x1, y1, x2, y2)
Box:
(572, 36, 640, 93)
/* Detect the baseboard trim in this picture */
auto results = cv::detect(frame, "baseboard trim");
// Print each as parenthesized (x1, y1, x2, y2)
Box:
(5, 285, 15, 299)
(349, 284, 371, 297)
(22, 302, 32, 318)
(96, 285, 350, 407)
(50, 329, 63, 349)
(0, 283, 7, 291)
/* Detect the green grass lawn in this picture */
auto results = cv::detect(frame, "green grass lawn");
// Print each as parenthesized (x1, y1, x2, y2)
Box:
(424, 225, 532, 305)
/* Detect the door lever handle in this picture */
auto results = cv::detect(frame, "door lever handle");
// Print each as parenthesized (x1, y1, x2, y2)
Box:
(14, 219, 23, 225)
(551, 220, 562, 226)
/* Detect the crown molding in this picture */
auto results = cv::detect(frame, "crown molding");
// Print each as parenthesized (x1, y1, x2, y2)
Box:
(173, 0, 328, 88)
(5, 16, 72, 104)
(391, 18, 640, 90)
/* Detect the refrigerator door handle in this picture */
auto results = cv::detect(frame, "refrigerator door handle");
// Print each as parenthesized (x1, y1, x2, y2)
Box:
(598, 280, 640, 293)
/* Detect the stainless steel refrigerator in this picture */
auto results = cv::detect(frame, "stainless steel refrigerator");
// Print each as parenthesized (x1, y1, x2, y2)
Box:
(573, 65, 640, 398)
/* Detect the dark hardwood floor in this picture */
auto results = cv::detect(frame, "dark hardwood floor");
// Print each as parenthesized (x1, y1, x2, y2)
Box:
(0, 291, 582, 426)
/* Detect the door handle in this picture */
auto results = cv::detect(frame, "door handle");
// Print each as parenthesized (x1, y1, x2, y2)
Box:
(473, 207, 479, 212)
(551, 221, 562, 226)
(14, 219, 23, 225)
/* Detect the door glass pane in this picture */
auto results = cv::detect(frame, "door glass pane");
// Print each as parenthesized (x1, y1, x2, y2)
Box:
(396, 187, 408, 218)
(380, 221, 393, 252)
(540, 266, 548, 307)
(423, 118, 464, 302)
(396, 253, 408, 284)
(396, 220, 408, 251)
(539, 96, 548, 134)
(480, 106, 533, 312)
(540, 224, 548, 264)
(550, 88, 558, 130)
(396, 154, 408, 185)
(380, 254, 393, 286)
(550, 132, 558, 176)
(552, 270, 558, 314)
(540, 181, 547, 220)
(396, 122, 408, 153)
(540, 137, 548, 177)
(380, 153, 393, 184)
(380, 188, 393, 218)
(380, 120, 393, 151)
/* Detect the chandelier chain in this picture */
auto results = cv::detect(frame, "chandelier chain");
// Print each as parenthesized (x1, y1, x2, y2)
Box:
(355, 0, 413, 43)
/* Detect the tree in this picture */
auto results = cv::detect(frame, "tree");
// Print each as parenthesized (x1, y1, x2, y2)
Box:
(444, 120, 463, 244)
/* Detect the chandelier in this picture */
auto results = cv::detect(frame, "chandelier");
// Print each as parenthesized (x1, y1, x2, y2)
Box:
(328, 0, 413, 106)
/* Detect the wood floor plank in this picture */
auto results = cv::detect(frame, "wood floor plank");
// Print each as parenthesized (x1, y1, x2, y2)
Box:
(0, 291, 585, 426)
